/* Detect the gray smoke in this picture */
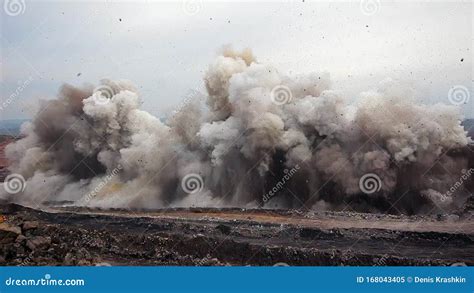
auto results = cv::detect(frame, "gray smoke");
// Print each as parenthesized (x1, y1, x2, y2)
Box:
(1, 48, 472, 214)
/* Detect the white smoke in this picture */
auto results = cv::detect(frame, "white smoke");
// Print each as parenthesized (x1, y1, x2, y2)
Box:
(1, 48, 471, 214)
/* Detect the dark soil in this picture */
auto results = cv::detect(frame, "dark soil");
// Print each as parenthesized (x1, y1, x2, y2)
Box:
(0, 202, 472, 266)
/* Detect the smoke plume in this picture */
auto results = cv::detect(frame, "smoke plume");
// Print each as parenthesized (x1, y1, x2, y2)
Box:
(1, 48, 472, 214)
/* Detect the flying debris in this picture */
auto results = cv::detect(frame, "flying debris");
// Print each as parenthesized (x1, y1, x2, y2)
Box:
(1, 47, 472, 214)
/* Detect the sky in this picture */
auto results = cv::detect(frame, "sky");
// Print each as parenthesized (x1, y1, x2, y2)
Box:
(0, 0, 473, 121)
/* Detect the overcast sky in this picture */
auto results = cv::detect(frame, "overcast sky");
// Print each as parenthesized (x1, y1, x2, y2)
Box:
(1, 0, 472, 120)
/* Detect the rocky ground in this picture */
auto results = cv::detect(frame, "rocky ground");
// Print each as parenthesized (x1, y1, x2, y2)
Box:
(0, 201, 472, 266)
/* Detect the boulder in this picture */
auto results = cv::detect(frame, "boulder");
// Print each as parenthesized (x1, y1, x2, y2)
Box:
(0, 222, 21, 244)
(15, 234, 27, 243)
(22, 221, 39, 231)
